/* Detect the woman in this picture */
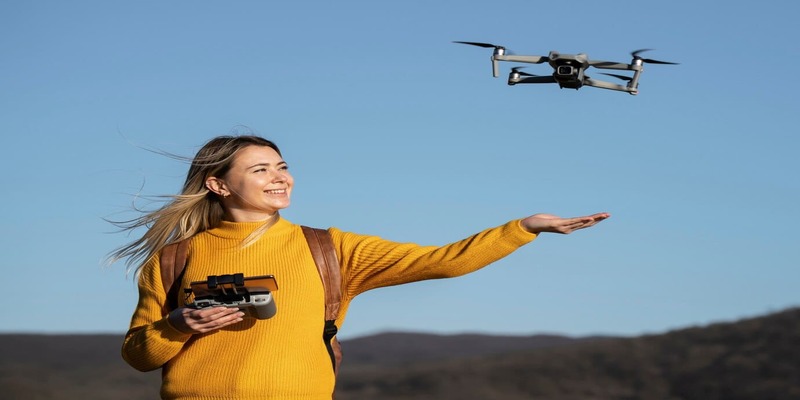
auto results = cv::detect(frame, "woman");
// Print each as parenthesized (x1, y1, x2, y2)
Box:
(112, 135, 609, 399)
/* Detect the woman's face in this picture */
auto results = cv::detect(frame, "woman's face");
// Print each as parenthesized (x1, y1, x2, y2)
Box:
(212, 145, 294, 222)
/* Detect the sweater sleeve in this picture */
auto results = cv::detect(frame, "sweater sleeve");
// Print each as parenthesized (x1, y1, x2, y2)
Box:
(121, 254, 192, 372)
(332, 219, 537, 299)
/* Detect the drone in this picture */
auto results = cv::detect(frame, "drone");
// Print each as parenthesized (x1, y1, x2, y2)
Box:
(454, 41, 677, 95)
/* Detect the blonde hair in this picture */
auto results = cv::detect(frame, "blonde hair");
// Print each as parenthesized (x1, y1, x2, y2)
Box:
(107, 135, 282, 276)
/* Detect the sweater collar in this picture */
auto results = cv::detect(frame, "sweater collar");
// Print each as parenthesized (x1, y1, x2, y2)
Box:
(206, 216, 293, 240)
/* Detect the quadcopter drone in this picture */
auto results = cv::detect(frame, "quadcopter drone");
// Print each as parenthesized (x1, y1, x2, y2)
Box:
(454, 41, 677, 95)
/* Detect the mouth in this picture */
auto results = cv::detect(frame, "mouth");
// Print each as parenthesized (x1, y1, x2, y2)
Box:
(264, 189, 287, 195)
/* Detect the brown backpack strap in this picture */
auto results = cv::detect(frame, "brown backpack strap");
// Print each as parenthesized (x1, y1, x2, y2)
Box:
(301, 226, 343, 377)
(160, 239, 191, 315)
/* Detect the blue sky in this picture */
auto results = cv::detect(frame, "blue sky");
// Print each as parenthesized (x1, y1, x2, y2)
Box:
(2, 1, 798, 339)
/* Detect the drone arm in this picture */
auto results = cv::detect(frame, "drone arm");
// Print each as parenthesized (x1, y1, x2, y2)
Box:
(588, 61, 638, 71)
(491, 55, 549, 78)
(587, 60, 645, 94)
(583, 77, 638, 95)
(509, 75, 557, 85)
(496, 55, 549, 64)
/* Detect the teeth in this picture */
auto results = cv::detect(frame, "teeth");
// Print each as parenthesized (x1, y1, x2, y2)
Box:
(265, 189, 286, 194)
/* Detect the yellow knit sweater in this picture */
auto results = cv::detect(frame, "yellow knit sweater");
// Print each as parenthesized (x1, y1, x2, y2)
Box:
(122, 217, 536, 399)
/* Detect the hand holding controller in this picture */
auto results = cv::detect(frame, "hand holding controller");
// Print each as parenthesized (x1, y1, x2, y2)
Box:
(186, 273, 278, 320)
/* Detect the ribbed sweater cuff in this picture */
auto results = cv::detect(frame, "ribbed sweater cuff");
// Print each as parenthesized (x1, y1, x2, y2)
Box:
(157, 317, 193, 342)
(512, 219, 539, 243)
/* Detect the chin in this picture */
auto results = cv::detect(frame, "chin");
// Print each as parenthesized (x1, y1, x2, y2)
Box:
(270, 202, 291, 212)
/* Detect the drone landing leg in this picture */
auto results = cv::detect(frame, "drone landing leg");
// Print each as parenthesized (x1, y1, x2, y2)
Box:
(627, 68, 643, 94)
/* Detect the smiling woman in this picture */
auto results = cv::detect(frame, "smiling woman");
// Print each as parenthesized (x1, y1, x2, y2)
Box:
(107, 134, 609, 400)
(205, 145, 294, 222)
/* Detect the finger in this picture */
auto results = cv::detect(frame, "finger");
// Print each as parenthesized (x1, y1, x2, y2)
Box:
(208, 317, 245, 331)
(560, 217, 603, 233)
(219, 309, 244, 321)
(572, 213, 609, 226)
(183, 307, 236, 329)
(194, 306, 238, 320)
(204, 310, 244, 325)
(587, 212, 611, 221)
(193, 310, 245, 333)
(564, 217, 595, 227)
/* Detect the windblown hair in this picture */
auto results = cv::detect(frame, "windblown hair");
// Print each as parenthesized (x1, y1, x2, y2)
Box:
(107, 135, 282, 277)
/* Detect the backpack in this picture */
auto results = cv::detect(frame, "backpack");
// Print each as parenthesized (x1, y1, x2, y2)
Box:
(159, 226, 343, 375)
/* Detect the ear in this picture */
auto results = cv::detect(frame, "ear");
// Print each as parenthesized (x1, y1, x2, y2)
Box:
(205, 177, 229, 197)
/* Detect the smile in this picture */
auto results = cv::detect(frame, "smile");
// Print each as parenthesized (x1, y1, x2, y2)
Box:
(264, 189, 286, 194)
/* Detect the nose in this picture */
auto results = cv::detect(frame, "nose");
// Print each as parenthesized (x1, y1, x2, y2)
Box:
(270, 169, 288, 183)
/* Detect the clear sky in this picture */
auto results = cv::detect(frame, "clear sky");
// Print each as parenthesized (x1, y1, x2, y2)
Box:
(2, 1, 798, 340)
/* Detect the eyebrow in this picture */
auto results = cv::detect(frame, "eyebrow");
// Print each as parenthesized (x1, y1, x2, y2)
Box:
(247, 161, 287, 169)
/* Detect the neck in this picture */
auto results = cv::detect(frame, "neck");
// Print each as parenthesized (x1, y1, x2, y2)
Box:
(224, 209, 280, 223)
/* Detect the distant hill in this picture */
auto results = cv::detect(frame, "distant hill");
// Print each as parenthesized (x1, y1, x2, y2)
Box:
(337, 307, 800, 400)
(340, 331, 608, 368)
(0, 334, 160, 399)
(2, 307, 798, 400)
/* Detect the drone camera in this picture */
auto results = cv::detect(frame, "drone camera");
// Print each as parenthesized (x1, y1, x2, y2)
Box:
(556, 65, 575, 76)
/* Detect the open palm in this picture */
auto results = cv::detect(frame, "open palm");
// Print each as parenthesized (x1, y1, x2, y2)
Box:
(521, 212, 610, 234)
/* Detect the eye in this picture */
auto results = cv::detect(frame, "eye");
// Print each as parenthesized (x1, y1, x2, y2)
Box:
(279, 164, 289, 171)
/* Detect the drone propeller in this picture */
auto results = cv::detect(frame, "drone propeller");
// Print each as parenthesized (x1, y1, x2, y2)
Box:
(600, 72, 633, 81)
(631, 49, 678, 65)
(453, 41, 504, 50)
(455, 40, 514, 78)
(453, 41, 515, 55)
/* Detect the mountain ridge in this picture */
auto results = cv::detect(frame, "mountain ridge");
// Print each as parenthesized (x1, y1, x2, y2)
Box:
(2, 307, 797, 399)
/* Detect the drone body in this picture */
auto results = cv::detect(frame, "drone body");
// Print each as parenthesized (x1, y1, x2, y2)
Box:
(454, 41, 677, 95)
